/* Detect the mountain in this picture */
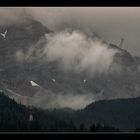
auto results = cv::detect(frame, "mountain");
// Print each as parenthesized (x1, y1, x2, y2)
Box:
(0, 91, 120, 132)
(0, 19, 140, 109)
(34, 95, 140, 132)
(0, 91, 77, 132)
(0, 19, 51, 95)
(134, 56, 140, 66)
(79, 96, 140, 131)
(109, 43, 136, 68)
(52, 96, 140, 131)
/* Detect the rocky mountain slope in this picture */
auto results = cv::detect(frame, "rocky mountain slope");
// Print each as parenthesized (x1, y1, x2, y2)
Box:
(0, 19, 140, 109)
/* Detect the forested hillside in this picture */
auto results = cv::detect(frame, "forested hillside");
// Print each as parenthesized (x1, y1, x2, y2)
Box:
(0, 92, 119, 132)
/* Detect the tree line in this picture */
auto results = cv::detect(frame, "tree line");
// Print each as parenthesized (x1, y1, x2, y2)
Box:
(0, 92, 121, 132)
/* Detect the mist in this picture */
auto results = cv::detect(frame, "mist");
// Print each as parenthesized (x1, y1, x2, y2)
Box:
(0, 8, 28, 26)
(16, 29, 119, 77)
(44, 30, 118, 76)
(6, 88, 96, 110)
(30, 91, 95, 110)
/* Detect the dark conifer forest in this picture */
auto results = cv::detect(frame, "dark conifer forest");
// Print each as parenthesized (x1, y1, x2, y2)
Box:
(0, 93, 120, 132)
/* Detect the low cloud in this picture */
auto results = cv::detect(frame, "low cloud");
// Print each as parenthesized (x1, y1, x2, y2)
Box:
(6, 87, 97, 110)
(16, 30, 119, 77)
(30, 92, 95, 110)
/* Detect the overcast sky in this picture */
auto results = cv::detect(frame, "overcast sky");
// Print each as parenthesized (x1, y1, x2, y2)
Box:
(79, 7, 140, 57)
(1, 7, 140, 56)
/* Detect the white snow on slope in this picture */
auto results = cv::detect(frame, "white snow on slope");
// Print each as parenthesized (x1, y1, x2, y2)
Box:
(30, 80, 39, 86)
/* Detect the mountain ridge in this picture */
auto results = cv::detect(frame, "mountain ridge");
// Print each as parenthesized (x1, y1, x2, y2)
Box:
(0, 19, 140, 109)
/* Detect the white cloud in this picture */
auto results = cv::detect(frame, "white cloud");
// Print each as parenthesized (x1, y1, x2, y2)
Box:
(43, 30, 118, 76)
